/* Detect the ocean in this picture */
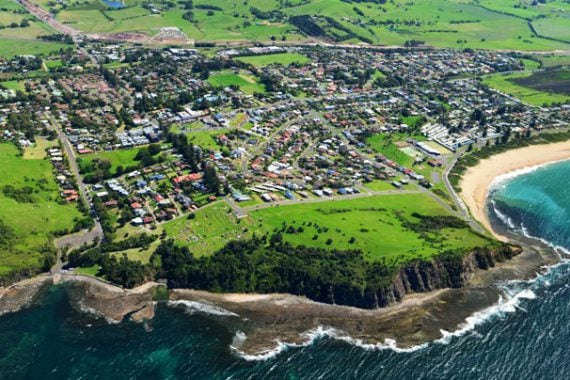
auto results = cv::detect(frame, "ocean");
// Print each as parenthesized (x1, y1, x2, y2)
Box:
(2, 160, 570, 379)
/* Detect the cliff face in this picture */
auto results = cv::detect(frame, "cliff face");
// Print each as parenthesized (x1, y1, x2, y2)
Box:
(331, 245, 522, 309)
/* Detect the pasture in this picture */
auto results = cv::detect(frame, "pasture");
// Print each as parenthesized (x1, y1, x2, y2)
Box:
(483, 71, 570, 106)
(20, 0, 569, 50)
(0, 143, 83, 276)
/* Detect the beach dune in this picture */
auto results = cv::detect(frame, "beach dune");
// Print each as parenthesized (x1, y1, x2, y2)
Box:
(459, 140, 570, 240)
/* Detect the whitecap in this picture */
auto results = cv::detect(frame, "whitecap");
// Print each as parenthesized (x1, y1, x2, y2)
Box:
(168, 300, 239, 317)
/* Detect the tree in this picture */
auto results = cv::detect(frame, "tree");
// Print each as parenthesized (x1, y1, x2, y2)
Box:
(203, 164, 220, 193)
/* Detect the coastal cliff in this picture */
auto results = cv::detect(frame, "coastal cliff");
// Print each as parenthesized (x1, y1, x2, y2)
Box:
(328, 245, 522, 309)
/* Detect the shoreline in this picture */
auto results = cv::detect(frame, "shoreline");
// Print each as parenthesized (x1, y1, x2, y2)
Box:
(459, 140, 570, 241)
(0, 143, 569, 356)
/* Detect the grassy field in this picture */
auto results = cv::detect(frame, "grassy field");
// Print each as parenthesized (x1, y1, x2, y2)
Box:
(163, 194, 492, 265)
(367, 132, 426, 167)
(23, 138, 58, 160)
(249, 194, 492, 264)
(236, 53, 310, 67)
(483, 70, 570, 106)
(163, 202, 252, 257)
(21, 0, 569, 50)
(78, 148, 142, 175)
(0, 80, 26, 92)
(0, 39, 68, 58)
(535, 54, 570, 68)
(207, 71, 265, 95)
(0, 143, 83, 276)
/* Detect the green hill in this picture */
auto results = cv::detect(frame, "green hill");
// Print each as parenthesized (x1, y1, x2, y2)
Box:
(12, 0, 564, 51)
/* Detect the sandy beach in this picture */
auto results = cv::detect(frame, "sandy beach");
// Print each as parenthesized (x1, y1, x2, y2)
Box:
(459, 140, 570, 240)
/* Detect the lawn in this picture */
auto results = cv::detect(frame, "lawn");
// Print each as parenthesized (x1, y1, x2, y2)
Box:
(163, 194, 492, 265)
(0, 143, 83, 276)
(535, 54, 570, 68)
(483, 72, 570, 106)
(207, 71, 265, 95)
(249, 194, 492, 264)
(235, 53, 310, 67)
(186, 130, 228, 151)
(44, 59, 63, 70)
(78, 148, 142, 175)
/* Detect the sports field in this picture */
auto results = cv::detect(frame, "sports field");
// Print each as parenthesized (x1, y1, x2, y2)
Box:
(236, 53, 310, 67)
(207, 71, 265, 95)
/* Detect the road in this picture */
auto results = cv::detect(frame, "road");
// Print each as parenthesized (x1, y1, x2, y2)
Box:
(50, 116, 104, 254)
(18, 0, 80, 37)
(236, 189, 423, 213)
(442, 152, 486, 234)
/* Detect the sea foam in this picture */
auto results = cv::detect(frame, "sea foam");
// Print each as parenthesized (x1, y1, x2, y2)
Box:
(168, 300, 239, 317)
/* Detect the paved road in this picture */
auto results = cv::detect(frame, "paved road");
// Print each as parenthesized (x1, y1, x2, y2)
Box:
(18, 0, 80, 37)
(238, 189, 422, 213)
(442, 152, 486, 234)
(50, 116, 104, 253)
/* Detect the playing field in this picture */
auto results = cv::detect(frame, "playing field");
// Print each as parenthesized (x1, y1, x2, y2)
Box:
(236, 53, 310, 67)
(366, 132, 422, 167)
(207, 71, 265, 95)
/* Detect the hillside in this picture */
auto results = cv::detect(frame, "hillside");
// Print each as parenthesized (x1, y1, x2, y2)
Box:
(13, 0, 570, 52)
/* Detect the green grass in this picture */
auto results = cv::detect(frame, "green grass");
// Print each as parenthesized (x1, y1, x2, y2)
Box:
(22, 0, 570, 50)
(250, 194, 492, 264)
(535, 54, 570, 68)
(23, 138, 58, 160)
(0, 39, 68, 58)
(44, 59, 63, 69)
(75, 265, 101, 276)
(363, 180, 399, 192)
(163, 194, 492, 265)
(163, 202, 252, 257)
(78, 148, 142, 175)
(0, 80, 26, 92)
(111, 237, 162, 264)
(207, 70, 265, 95)
(0, 143, 83, 275)
(235, 53, 310, 67)
(366, 132, 422, 167)
(483, 72, 570, 106)
(520, 58, 541, 71)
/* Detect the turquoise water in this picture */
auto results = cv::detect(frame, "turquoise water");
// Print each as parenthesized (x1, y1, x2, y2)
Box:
(2, 161, 570, 379)
(489, 159, 570, 251)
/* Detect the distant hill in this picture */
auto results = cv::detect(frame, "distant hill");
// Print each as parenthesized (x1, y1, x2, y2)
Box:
(9, 0, 570, 51)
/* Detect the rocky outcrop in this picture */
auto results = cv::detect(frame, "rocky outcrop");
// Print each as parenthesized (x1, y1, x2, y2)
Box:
(62, 276, 162, 323)
(0, 276, 52, 315)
